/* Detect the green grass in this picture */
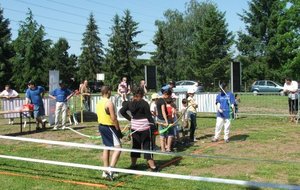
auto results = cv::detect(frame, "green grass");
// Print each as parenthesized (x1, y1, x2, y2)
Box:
(0, 113, 299, 190)
(238, 93, 288, 114)
(0, 93, 299, 189)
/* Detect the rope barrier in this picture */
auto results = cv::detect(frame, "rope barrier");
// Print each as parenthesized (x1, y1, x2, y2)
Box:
(0, 154, 298, 190)
(0, 135, 299, 164)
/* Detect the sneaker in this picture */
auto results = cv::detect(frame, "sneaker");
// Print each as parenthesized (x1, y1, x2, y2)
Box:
(211, 138, 218, 142)
(42, 118, 47, 123)
(102, 171, 108, 178)
(106, 171, 114, 181)
(52, 127, 58, 131)
(61, 126, 66, 130)
(225, 139, 230, 143)
(193, 138, 198, 142)
(149, 166, 159, 172)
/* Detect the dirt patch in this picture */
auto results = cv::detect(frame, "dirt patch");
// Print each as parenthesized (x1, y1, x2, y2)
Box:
(191, 163, 256, 177)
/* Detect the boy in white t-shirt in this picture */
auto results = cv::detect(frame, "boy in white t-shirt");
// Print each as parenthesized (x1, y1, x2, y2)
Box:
(0, 85, 19, 124)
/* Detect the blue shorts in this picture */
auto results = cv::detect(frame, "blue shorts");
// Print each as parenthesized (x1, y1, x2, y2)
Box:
(98, 124, 121, 147)
(33, 104, 45, 118)
(157, 118, 175, 137)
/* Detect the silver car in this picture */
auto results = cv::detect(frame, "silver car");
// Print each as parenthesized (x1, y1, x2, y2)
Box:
(173, 80, 199, 93)
(250, 80, 284, 94)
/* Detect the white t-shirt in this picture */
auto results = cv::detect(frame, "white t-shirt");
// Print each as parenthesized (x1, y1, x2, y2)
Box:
(0, 89, 19, 97)
(150, 101, 157, 114)
(181, 106, 188, 121)
(283, 81, 298, 99)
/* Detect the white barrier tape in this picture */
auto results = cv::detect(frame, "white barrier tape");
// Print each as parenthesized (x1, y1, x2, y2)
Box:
(0, 135, 167, 156)
(0, 135, 299, 164)
(0, 154, 298, 190)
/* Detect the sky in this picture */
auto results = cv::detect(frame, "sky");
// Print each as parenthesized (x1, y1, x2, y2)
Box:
(2, 0, 250, 59)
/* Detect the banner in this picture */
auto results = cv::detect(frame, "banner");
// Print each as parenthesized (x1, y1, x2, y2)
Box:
(49, 70, 59, 125)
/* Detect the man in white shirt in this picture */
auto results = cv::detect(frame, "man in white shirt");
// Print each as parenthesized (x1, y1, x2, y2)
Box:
(283, 78, 299, 122)
(0, 85, 19, 124)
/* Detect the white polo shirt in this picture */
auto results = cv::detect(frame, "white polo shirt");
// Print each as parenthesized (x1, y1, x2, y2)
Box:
(283, 81, 298, 99)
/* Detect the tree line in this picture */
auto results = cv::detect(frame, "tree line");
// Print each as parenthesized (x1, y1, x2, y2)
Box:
(0, 0, 299, 92)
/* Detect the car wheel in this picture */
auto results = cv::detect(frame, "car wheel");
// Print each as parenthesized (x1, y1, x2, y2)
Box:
(253, 90, 258, 96)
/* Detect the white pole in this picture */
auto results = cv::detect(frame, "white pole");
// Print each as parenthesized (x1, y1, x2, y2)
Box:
(0, 154, 298, 190)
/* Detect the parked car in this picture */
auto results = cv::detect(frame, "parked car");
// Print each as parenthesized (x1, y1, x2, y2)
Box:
(250, 80, 284, 95)
(173, 80, 200, 93)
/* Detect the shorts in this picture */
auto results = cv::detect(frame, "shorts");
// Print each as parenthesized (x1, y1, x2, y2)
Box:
(157, 118, 175, 137)
(98, 124, 121, 147)
(33, 104, 45, 119)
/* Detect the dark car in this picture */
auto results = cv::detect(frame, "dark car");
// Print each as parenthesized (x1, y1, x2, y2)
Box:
(250, 80, 284, 95)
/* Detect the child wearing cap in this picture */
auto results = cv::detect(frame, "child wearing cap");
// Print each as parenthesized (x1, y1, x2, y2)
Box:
(187, 88, 198, 142)
(150, 93, 159, 150)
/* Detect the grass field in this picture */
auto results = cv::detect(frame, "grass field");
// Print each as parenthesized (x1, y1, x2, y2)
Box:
(0, 111, 299, 190)
(0, 93, 299, 189)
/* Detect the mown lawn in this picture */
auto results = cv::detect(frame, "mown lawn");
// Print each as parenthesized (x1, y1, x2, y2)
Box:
(0, 112, 299, 190)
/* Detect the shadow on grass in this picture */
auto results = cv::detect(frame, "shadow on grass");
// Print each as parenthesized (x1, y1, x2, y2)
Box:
(229, 134, 249, 142)
(4, 125, 92, 137)
(197, 133, 214, 140)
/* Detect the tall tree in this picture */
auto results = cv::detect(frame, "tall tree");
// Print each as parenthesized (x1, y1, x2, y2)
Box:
(188, 2, 233, 85)
(44, 38, 78, 85)
(11, 9, 51, 91)
(78, 13, 104, 82)
(153, 0, 233, 87)
(0, 7, 15, 88)
(153, 9, 186, 84)
(152, 25, 168, 87)
(279, 0, 300, 78)
(119, 9, 145, 83)
(105, 10, 145, 87)
(105, 14, 123, 89)
(237, 0, 287, 83)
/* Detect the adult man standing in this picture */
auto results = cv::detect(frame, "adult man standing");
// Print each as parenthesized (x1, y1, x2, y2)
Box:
(25, 81, 46, 130)
(0, 84, 19, 124)
(49, 80, 74, 130)
(212, 83, 235, 143)
(283, 78, 299, 122)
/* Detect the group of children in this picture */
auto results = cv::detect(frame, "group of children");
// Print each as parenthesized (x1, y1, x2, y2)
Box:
(149, 89, 198, 152)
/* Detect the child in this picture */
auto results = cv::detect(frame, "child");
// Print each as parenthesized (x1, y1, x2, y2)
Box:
(234, 94, 240, 119)
(181, 99, 189, 142)
(150, 93, 159, 120)
(118, 77, 131, 102)
(161, 98, 175, 152)
(187, 88, 198, 142)
(150, 93, 159, 150)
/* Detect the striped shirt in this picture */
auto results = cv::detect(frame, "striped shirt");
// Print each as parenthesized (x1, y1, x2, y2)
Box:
(131, 118, 151, 131)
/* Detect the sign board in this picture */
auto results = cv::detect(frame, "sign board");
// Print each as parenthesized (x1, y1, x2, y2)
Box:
(144, 66, 157, 90)
(49, 70, 59, 125)
(96, 73, 105, 81)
